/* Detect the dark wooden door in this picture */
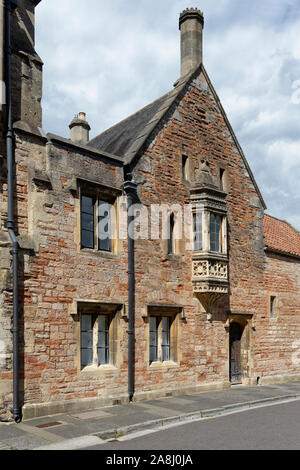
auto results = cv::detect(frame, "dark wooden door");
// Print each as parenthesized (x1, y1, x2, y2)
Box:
(230, 322, 242, 384)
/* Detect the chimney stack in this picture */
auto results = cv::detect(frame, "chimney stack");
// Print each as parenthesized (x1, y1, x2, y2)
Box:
(179, 8, 204, 76)
(69, 112, 91, 145)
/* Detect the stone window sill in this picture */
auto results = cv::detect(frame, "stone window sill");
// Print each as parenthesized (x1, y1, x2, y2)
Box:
(148, 360, 179, 370)
(80, 248, 119, 260)
(80, 364, 119, 376)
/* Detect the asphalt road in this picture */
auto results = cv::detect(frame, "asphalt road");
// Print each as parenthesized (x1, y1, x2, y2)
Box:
(84, 400, 300, 451)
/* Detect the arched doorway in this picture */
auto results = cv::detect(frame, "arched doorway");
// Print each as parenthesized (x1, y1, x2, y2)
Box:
(229, 322, 243, 384)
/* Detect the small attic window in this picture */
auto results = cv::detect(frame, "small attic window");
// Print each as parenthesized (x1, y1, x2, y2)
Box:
(220, 168, 225, 191)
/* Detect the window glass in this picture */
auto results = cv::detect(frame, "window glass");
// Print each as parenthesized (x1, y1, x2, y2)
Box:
(149, 316, 158, 363)
(161, 317, 170, 361)
(98, 200, 112, 252)
(81, 315, 93, 367)
(193, 212, 203, 251)
(97, 315, 110, 365)
(81, 195, 95, 249)
(210, 213, 221, 252)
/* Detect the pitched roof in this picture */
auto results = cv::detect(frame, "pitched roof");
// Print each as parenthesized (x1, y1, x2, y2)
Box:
(264, 214, 300, 258)
(88, 64, 266, 209)
(88, 69, 194, 163)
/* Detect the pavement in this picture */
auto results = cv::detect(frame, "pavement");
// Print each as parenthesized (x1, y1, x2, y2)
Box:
(0, 381, 300, 450)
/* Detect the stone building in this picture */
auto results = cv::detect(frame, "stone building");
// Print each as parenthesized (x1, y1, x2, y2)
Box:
(0, 1, 300, 421)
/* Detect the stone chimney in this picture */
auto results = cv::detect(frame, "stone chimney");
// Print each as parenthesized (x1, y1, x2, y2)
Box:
(179, 8, 204, 76)
(69, 112, 91, 145)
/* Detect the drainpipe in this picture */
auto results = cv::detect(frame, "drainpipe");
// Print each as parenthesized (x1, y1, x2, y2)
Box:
(3, 0, 22, 423)
(122, 173, 137, 402)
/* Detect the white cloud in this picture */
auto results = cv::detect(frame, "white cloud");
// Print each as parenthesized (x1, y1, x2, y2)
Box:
(35, 0, 300, 230)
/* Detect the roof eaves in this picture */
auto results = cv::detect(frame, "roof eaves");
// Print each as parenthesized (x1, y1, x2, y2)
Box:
(264, 245, 300, 261)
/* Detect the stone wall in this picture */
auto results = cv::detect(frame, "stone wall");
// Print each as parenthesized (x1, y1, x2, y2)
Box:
(256, 252, 300, 384)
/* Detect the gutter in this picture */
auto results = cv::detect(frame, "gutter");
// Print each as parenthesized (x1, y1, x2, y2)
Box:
(264, 246, 300, 262)
(122, 168, 138, 402)
(3, 0, 22, 423)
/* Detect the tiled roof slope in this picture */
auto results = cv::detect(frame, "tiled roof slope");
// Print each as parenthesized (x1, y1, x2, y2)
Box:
(88, 69, 195, 161)
(88, 94, 169, 158)
(264, 214, 300, 258)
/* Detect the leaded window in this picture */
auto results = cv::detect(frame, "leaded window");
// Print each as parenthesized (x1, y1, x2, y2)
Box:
(80, 314, 110, 368)
(193, 212, 203, 251)
(149, 316, 171, 364)
(81, 195, 95, 250)
(98, 200, 112, 252)
(210, 213, 222, 253)
(81, 194, 114, 252)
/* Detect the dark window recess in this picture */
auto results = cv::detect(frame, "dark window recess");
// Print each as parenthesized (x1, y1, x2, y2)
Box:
(81, 195, 95, 249)
(210, 213, 222, 252)
(167, 214, 175, 254)
(193, 212, 203, 251)
(220, 168, 225, 191)
(149, 316, 158, 363)
(270, 296, 276, 319)
(98, 200, 112, 252)
(97, 315, 110, 365)
(81, 314, 93, 367)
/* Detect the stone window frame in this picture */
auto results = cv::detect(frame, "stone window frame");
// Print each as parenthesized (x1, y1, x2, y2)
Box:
(78, 179, 122, 257)
(144, 305, 183, 369)
(75, 301, 124, 375)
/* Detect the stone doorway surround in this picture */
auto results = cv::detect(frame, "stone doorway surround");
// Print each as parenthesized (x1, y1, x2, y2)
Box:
(226, 312, 253, 386)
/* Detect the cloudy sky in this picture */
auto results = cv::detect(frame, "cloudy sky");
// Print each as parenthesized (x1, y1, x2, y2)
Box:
(35, 0, 300, 230)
